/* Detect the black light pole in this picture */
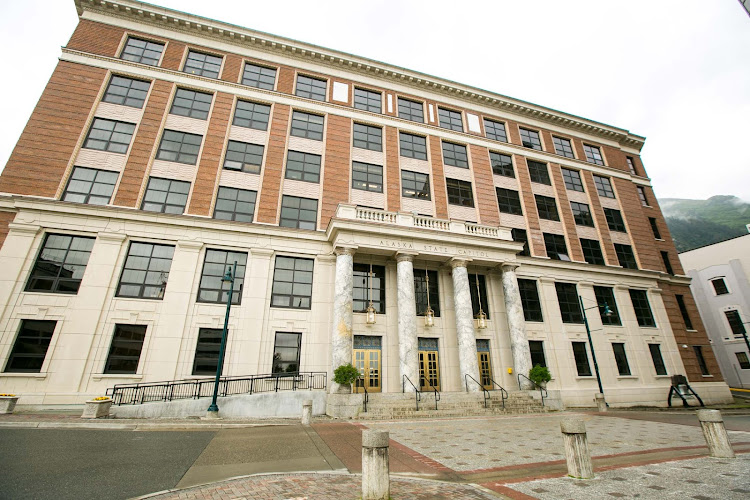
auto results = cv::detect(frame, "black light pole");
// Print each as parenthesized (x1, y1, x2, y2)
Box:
(578, 296, 613, 398)
(207, 261, 237, 415)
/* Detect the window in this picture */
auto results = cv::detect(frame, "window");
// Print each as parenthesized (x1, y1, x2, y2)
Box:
(353, 123, 382, 151)
(637, 186, 649, 206)
(572, 342, 592, 376)
(519, 128, 542, 150)
(192, 328, 222, 375)
(614, 244, 638, 269)
(272, 332, 302, 373)
(197, 249, 247, 305)
(233, 100, 271, 131)
(711, 278, 729, 295)
(693, 346, 710, 376)
(593, 175, 615, 198)
(296, 74, 327, 101)
(544, 233, 569, 261)
(290, 111, 325, 141)
(529, 340, 547, 367)
(183, 50, 223, 79)
(446, 178, 474, 207)
(556, 282, 583, 324)
(104, 324, 147, 374)
(62, 167, 118, 205)
(629, 289, 656, 327)
(214, 186, 257, 222)
(353, 264, 385, 313)
(496, 188, 523, 215)
(438, 107, 463, 131)
(661, 251, 674, 275)
(649, 217, 662, 239)
(285, 151, 321, 183)
(25, 234, 95, 294)
(648, 344, 668, 375)
(561, 168, 584, 192)
(553, 136, 575, 158)
(570, 202, 594, 227)
(612, 343, 631, 376)
(280, 195, 318, 230)
(583, 144, 604, 165)
(120, 37, 164, 66)
(354, 88, 382, 113)
(271, 256, 314, 309)
(469, 274, 490, 319)
(83, 118, 136, 154)
(675, 295, 694, 330)
(223, 140, 264, 174)
(484, 119, 507, 142)
(116, 242, 175, 299)
(401, 170, 430, 199)
(141, 177, 190, 214)
(593, 286, 621, 326)
(604, 208, 627, 232)
(399, 132, 427, 160)
(397, 97, 423, 122)
(170, 88, 212, 120)
(736, 352, 750, 370)
(725, 310, 747, 338)
(518, 279, 543, 322)
(156, 130, 202, 165)
(242, 63, 276, 90)
(535, 195, 559, 221)
(103, 75, 150, 108)
(626, 156, 637, 175)
(414, 269, 440, 317)
(442, 142, 469, 168)
(527, 160, 551, 185)
(490, 152, 514, 177)
(352, 162, 383, 193)
(512, 228, 530, 257)
(580, 239, 605, 265)
(4, 320, 56, 373)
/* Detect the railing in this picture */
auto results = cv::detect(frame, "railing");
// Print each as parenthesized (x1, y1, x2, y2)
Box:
(359, 376, 369, 413)
(402, 375, 421, 411)
(106, 372, 327, 406)
(465, 223, 499, 238)
(518, 373, 547, 407)
(422, 378, 440, 410)
(465, 374, 491, 409)
(356, 207, 397, 224)
(414, 215, 450, 231)
(485, 376, 508, 409)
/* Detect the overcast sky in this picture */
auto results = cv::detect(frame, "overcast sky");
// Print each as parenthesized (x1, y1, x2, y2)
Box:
(1, 0, 749, 201)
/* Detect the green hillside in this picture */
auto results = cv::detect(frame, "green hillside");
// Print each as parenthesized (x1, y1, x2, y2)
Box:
(660, 196, 750, 252)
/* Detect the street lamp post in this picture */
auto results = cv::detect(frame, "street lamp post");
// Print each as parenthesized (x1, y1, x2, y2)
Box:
(578, 296, 613, 402)
(207, 261, 237, 415)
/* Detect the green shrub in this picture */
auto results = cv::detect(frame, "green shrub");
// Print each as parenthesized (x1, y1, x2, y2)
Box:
(528, 365, 551, 385)
(333, 363, 360, 386)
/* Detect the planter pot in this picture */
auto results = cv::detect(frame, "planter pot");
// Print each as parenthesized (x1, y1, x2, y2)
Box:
(82, 399, 113, 419)
(0, 396, 19, 414)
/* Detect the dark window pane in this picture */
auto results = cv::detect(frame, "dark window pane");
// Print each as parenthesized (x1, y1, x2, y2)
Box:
(553, 136, 575, 158)
(156, 130, 203, 165)
(399, 132, 427, 160)
(104, 324, 147, 374)
(62, 166, 118, 205)
(397, 98, 423, 123)
(594, 175, 615, 198)
(354, 88, 382, 113)
(197, 249, 247, 305)
(693, 346, 710, 376)
(446, 178, 474, 207)
(271, 256, 314, 309)
(213, 187, 257, 222)
(725, 310, 746, 337)
(484, 119, 507, 142)
(353, 123, 382, 152)
(353, 264, 386, 313)
(401, 170, 430, 200)
(535, 195, 559, 221)
(676, 295, 694, 330)
(544, 233, 569, 261)
(83, 118, 136, 154)
(170, 88, 213, 120)
(490, 152, 514, 177)
(438, 107, 463, 132)
(556, 282, 583, 324)
(223, 140, 264, 174)
(527, 160, 550, 185)
(519, 128, 542, 150)
(529, 340, 546, 367)
(272, 332, 302, 373)
(661, 251, 674, 275)
(711, 278, 729, 295)
(352, 162, 383, 193)
(512, 229, 530, 257)
(442, 141, 469, 168)
(285, 151, 321, 183)
(192, 328, 223, 375)
(649, 217, 662, 239)
(612, 343, 631, 376)
(570, 202, 594, 227)
(290, 111, 325, 141)
(561, 168, 584, 192)
(615, 244, 638, 269)
(629, 289, 656, 327)
(468, 274, 490, 319)
(242, 63, 276, 90)
(572, 342, 592, 376)
(604, 208, 626, 232)
(183, 50, 223, 79)
(496, 188, 523, 215)
(102, 75, 150, 108)
(120, 37, 164, 66)
(593, 286, 621, 326)
(580, 239, 605, 265)
(414, 269, 440, 317)
(296, 75, 327, 101)
(649, 344, 668, 375)
(5, 320, 56, 373)
(583, 144, 604, 165)
(518, 279, 543, 322)
(141, 177, 191, 214)
(233, 100, 271, 131)
(116, 242, 175, 299)
(26, 234, 95, 294)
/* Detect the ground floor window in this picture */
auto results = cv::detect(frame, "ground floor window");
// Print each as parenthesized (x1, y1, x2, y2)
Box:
(693, 346, 710, 376)
(353, 264, 385, 314)
(736, 352, 750, 370)
(104, 324, 147, 374)
(612, 343, 631, 376)
(648, 344, 667, 375)
(572, 342, 592, 376)
(192, 328, 223, 375)
(5, 320, 56, 373)
(529, 340, 546, 368)
(272, 332, 301, 374)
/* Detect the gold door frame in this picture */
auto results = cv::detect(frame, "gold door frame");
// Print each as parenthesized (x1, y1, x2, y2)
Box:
(419, 349, 440, 391)
(477, 351, 493, 390)
(354, 349, 381, 393)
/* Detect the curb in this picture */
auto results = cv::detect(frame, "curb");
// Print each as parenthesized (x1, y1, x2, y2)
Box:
(0, 421, 292, 430)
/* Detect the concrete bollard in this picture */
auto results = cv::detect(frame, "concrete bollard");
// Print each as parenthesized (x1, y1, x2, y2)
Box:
(362, 430, 390, 500)
(561, 419, 594, 479)
(697, 409, 735, 458)
(301, 399, 313, 425)
(594, 393, 607, 412)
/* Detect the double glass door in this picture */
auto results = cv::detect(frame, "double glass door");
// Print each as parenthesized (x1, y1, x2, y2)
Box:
(418, 337, 440, 391)
(476, 339, 493, 390)
(353, 336, 381, 393)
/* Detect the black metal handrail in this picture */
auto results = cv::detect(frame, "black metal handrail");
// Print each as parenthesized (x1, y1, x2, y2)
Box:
(465, 373, 491, 409)
(422, 378, 440, 410)
(358, 376, 369, 413)
(486, 376, 508, 409)
(402, 374, 421, 411)
(518, 373, 547, 407)
(106, 372, 327, 406)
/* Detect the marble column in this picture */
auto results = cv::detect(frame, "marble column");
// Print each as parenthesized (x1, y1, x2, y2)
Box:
(451, 258, 481, 391)
(501, 264, 533, 390)
(396, 252, 419, 392)
(330, 246, 355, 393)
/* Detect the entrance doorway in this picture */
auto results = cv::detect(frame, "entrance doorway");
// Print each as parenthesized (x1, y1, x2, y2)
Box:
(353, 335, 381, 393)
(476, 339, 493, 390)
(418, 337, 440, 391)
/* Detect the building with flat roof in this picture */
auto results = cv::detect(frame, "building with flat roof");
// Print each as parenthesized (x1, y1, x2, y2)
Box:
(0, 0, 731, 409)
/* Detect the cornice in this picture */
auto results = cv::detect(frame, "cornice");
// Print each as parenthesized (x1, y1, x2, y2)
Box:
(74, 0, 646, 150)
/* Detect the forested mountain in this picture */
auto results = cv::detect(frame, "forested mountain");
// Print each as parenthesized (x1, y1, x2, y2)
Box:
(660, 196, 749, 252)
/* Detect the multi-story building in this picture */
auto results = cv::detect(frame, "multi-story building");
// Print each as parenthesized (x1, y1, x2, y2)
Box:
(680, 233, 750, 388)
(0, 0, 731, 408)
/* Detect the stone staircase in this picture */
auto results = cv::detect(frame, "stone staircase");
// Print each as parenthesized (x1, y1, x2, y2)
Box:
(356, 390, 549, 420)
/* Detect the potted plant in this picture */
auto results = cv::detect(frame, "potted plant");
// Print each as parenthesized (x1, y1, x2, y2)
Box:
(0, 393, 19, 414)
(81, 396, 113, 419)
(528, 365, 552, 389)
(333, 363, 360, 393)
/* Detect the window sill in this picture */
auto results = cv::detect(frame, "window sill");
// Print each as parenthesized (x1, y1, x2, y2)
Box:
(574, 376, 595, 380)
(616, 375, 639, 380)
(0, 372, 48, 379)
(686, 329, 698, 333)
(654, 375, 671, 379)
(701, 375, 714, 378)
(91, 374, 143, 381)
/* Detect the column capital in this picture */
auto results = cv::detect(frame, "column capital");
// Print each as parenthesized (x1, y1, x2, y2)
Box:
(500, 263, 519, 274)
(177, 240, 204, 251)
(395, 251, 418, 263)
(97, 231, 127, 243)
(250, 247, 275, 257)
(449, 257, 471, 269)
(7, 222, 41, 236)
(334, 246, 357, 257)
